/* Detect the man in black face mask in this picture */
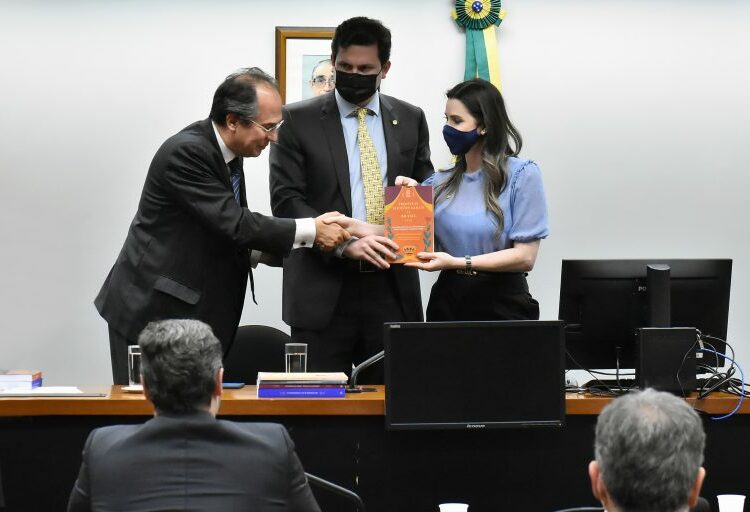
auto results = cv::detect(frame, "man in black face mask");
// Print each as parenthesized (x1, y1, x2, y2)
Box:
(269, 16, 433, 383)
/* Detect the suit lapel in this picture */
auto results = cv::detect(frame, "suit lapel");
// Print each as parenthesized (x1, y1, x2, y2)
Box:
(200, 119, 253, 297)
(321, 95, 353, 215)
(200, 118, 234, 192)
(380, 95, 402, 186)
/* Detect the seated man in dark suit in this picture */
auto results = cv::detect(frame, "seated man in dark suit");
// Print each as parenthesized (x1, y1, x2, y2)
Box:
(67, 319, 320, 512)
(588, 388, 707, 512)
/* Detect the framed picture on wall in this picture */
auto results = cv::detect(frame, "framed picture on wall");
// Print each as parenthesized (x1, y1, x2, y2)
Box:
(275, 26, 335, 104)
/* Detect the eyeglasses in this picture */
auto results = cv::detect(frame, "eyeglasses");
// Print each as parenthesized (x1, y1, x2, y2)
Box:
(311, 75, 336, 86)
(250, 119, 284, 133)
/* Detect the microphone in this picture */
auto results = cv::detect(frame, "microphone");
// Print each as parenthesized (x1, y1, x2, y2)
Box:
(346, 350, 384, 393)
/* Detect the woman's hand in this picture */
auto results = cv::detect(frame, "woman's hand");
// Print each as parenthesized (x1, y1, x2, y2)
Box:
(395, 175, 419, 187)
(404, 252, 462, 272)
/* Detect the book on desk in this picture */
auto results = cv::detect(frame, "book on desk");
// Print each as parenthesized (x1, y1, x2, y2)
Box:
(256, 372, 348, 398)
(0, 370, 42, 391)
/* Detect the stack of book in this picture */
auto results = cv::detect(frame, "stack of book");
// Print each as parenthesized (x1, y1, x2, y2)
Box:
(257, 372, 348, 398)
(0, 370, 42, 391)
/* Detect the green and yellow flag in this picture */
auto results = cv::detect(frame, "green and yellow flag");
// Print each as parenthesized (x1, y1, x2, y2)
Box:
(452, 0, 505, 90)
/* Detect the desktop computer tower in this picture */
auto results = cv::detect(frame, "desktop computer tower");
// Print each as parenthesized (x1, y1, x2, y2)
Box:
(636, 327, 697, 395)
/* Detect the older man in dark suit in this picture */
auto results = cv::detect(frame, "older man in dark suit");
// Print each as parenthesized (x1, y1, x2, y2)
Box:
(68, 319, 321, 512)
(588, 388, 707, 512)
(95, 68, 349, 384)
(269, 17, 433, 383)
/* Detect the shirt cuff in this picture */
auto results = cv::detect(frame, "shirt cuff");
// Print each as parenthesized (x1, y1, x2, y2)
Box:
(334, 237, 358, 258)
(293, 218, 316, 249)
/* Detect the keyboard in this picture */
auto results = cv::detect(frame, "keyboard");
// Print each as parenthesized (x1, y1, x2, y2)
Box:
(580, 377, 711, 391)
(581, 378, 636, 390)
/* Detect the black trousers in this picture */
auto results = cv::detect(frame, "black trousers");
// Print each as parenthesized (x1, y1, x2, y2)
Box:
(426, 270, 539, 321)
(291, 267, 407, 385)
(108, 325, 136, 385)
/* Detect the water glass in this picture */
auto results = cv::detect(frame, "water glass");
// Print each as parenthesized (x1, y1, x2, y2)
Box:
(718, 494, 746, 512)
(285, 343, 307, 373)
(127, 345, 142, 386)
(439, 504, 469, 512)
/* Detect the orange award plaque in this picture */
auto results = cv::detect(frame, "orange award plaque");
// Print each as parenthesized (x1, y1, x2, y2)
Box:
(383, 186, 434, 263)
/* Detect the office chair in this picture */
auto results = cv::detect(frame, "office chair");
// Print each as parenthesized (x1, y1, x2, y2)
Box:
(306, 472, 365, 512)
(223, 325, 289, 384)
(550, 508, 603, 512)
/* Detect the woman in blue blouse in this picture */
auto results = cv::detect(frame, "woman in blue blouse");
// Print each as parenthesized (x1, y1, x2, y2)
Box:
(399, 78, 549, 320)
(325, 78, 549, 320)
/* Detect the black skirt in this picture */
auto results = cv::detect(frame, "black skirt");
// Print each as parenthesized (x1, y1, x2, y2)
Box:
(426, 270, 539, 321)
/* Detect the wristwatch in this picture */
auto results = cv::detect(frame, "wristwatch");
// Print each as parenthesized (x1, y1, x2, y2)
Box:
(457, 255, 477, 276)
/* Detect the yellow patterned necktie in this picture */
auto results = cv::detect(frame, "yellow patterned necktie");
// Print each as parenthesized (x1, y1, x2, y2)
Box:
(356, 107, 384, 224)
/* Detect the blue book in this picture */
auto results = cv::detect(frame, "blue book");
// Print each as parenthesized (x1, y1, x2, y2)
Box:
(257, 387, 346, 398)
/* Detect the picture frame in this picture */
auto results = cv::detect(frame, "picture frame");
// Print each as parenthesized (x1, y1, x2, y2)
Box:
(275, 26, 335, 104)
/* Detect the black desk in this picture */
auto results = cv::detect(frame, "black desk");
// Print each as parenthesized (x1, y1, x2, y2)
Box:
(1, 387, 748, 511)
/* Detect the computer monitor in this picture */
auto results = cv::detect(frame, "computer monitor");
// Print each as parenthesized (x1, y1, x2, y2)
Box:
(384, 320, 565, 430)
(558, 259, 732, 370)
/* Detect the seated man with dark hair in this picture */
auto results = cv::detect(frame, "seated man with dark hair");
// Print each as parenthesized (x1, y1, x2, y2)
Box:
(68, 319, 320, 512)
(589, 388, 707, 512)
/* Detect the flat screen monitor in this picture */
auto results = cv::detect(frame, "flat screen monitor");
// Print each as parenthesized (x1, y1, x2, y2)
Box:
(384, 320, 565, 431)
(558, 259, 732, 370)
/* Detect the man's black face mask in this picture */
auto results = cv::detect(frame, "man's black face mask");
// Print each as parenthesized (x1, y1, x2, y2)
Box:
(335, 69, 379, 105)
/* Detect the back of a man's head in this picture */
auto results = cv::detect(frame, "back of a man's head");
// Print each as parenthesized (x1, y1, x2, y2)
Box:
(138, 319, 223, 414)
(594, 388, 706, 512)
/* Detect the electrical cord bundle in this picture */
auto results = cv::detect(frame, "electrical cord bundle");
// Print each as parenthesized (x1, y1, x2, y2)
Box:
(690, 331, 749, 420)
(565, 349, 636, 397)
(566, 331, 749, 417)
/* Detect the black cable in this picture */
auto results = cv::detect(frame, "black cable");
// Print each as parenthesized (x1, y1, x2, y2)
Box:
(565, 349, 631, 396)
(692, 335, 750, 401)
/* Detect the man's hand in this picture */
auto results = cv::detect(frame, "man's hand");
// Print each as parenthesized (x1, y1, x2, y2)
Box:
(342, 235, 399, 269)
(322, 214, 383, 238)
(314, 212, 350, 251)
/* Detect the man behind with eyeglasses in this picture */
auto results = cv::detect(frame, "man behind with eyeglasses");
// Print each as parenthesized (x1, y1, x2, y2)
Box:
(309, 58, 336, 96)
(95, 68, 349, 384)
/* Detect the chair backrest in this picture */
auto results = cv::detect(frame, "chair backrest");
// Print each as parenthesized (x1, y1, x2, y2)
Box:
(305, 472, 365, 512)
(550, 508, 604, 512)
(223, 325, 290, 384)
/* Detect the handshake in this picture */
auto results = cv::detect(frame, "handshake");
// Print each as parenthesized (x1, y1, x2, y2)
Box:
(313, 212, 398, 269)
(312, 212, 351, 251)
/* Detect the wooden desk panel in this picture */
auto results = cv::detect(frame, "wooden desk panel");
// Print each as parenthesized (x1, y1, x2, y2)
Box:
(1, 386, 746, 416)
(564, 391, 749, 415)
(0, 386, 386, 416)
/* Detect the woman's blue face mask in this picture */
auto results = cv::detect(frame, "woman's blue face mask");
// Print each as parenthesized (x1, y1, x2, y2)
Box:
(442, 124, 481, 155)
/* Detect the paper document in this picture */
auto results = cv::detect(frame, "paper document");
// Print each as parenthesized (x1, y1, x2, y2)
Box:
(0, 386, 105, 397)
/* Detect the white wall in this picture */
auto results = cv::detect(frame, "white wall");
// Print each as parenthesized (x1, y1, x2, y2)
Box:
(0, 0, 748, 385)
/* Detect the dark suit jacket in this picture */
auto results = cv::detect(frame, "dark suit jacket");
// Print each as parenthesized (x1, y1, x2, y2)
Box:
(95, 119, 295, 348)
(67, 412, 321, 512)
(269, 93, 434, 329)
